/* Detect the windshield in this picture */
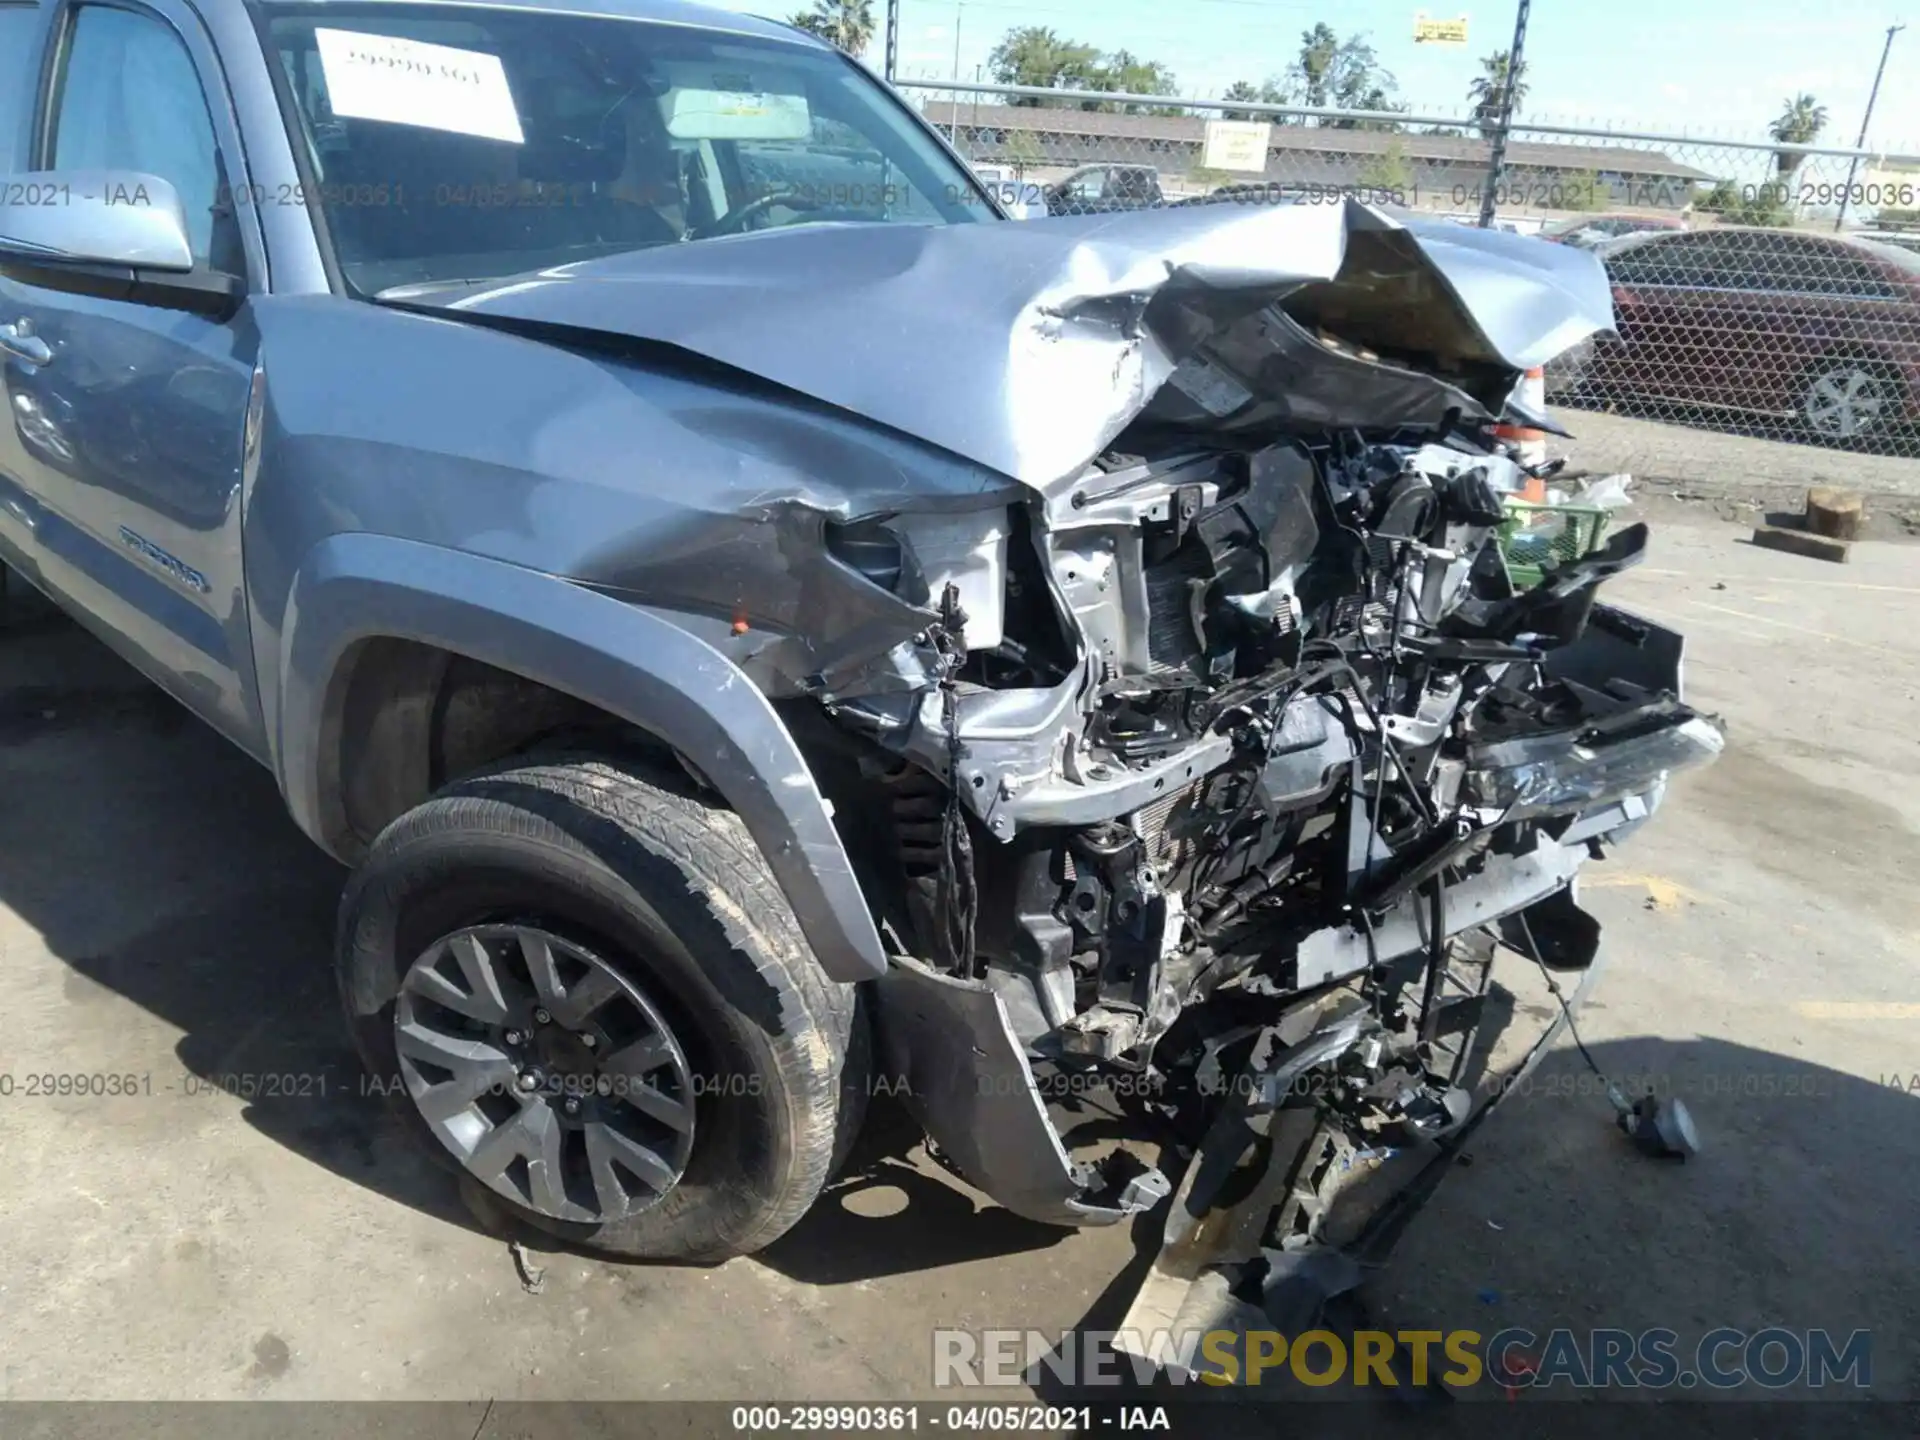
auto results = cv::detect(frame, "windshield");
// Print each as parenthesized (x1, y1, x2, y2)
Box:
(258, 5, 987, 295)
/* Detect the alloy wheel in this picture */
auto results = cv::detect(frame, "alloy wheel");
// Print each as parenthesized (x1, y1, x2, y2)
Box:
(395, 923, 697, 1224)
(1803, 364, 1890, 440)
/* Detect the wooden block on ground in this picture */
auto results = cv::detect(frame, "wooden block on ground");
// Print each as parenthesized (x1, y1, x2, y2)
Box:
(1805, 485, 1865, 540)
(1752, 524, 1851, 563)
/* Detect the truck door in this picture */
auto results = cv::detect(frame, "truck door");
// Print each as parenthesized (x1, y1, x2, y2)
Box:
(0, 0, 267, 754)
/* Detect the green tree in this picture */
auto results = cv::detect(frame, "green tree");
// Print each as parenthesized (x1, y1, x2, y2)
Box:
(1291, 23, 1340, 107)
(1094, 50, 1181, 114)
(1288, 24, 1401, 128)
(1695, 178, 1791, 226)
(1769, 93, 1829, 181)
(1558, 169, 1607, 212)
(1356, 139, 1414, 197)
(1468, 49, 1529, 135)
(789, 0, 874, 56)
(1695, 179, 1736, 213)
(1000, 128, 1044, 177)
(1337, 94, 1408, 132)
(1221, 79, 1264, 121)
(1220, 78, 1292, 120)
(985, 28, 1185, 113)
(988, 26, 1104, 105)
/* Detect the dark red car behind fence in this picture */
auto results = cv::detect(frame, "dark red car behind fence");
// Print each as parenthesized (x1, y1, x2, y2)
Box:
(1566, 227, 1920, 444)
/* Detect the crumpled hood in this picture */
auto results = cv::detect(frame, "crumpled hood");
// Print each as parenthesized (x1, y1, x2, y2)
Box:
(395, 200, 1613, 492)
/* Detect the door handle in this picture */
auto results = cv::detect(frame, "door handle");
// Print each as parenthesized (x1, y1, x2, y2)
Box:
(0, 319, 52, 366)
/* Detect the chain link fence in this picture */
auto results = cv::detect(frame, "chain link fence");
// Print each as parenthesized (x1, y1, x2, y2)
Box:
(898, 78, 1920, 488)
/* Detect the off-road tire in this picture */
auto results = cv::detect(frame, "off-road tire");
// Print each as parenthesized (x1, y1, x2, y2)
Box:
(337, 754, 867, 1261)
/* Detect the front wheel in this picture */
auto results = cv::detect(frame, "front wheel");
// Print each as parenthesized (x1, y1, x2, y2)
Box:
(1800, 358, 1901, 443)
(336, 755, 867, 1261)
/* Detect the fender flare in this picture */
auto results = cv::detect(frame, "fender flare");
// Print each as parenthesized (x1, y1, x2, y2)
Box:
(275, 533, 886, 982)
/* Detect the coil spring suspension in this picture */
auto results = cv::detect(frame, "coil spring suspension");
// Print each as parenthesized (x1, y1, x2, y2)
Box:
(881, 764, 947, 883)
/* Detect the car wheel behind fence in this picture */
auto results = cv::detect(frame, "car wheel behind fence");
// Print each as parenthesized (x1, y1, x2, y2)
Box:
(1800, 359, 1901, 444)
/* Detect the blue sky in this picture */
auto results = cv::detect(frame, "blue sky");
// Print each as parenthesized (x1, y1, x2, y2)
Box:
(709, 0, 1920, 151)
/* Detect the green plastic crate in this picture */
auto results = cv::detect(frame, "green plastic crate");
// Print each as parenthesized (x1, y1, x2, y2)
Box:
(1498, 499, 1614, 589)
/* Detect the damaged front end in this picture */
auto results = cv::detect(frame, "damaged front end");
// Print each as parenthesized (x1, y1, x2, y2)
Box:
(407, 199, 1721, 1333)
(836, 443, 1720, 1238)
(785, 205, 1722, 1332)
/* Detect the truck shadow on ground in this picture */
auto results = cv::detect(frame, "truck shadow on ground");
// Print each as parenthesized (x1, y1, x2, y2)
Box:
(0, 604, 1086, 1279)
(757, 1099, 1078, 1283)
(1016, 1032, 1918, 1421)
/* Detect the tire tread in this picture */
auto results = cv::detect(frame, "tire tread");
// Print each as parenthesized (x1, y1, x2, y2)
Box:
(339, 752, 861, 1261)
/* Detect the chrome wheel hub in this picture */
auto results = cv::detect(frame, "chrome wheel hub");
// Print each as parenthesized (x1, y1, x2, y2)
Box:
(1804, 366, 1887, 439)
(395, 924, 696, 1224)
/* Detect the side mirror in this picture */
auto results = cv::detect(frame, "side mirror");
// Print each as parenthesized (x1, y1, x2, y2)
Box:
(0, 171, 239, 317)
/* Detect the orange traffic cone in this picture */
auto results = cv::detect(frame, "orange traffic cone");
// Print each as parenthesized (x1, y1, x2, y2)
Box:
(1494, 367, 1549, 471)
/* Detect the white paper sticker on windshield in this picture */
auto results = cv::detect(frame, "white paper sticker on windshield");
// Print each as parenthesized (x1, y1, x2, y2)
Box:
(315, 29, 524, 144)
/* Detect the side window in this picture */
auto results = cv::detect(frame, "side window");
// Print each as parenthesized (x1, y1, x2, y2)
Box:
(1701, 232, 1771, 290)
(1067, 169, 1106, 201)
(728, 89, 951, 222)
(0, 5, 41, 173)
(1602, 242, 1649, 283)
(50, 5, 225, 266)
(1647, 231, 1765, 290)
(1611, 236, 1707, 287)
(1782, 240, 1902, 300)
(1765, 237, 1815, 294)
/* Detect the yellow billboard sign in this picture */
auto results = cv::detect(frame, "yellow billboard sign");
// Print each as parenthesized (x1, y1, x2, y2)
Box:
(1414, 13, 1470, 44)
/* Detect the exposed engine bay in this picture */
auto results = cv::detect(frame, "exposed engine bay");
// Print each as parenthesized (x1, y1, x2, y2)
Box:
(821, 418, 1720, 1229)
(809, 423, 1722, 1357)
(401, 198, 1724, 1332)
(782, 212, 1720, 1338)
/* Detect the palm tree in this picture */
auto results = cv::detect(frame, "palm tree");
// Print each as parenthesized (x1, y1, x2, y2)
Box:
(1769, 93, 1829, 180)
(1468, 49, 1529, 135)
(790, 0, 875, 57)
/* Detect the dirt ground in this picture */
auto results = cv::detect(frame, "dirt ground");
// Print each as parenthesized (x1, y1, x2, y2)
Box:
(1, 506, 1917, 1414)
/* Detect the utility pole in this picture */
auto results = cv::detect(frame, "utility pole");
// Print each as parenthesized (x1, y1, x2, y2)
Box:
(884, 0, 900, 81)
(950, 1, 965, 143)
(1834, 23, 1905, 233)
(1478, 0, 1533, 228)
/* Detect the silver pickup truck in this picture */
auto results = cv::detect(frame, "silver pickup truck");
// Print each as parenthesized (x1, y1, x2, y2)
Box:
(0, 0, 1717, 1324)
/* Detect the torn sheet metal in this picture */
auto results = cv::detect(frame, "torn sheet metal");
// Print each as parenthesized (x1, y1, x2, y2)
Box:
(386, 201, 1615, 492)
(1294, 831, 1591, 988)
(874, 955, 1167, 1227)
(1118, 904, 1617, 1382)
